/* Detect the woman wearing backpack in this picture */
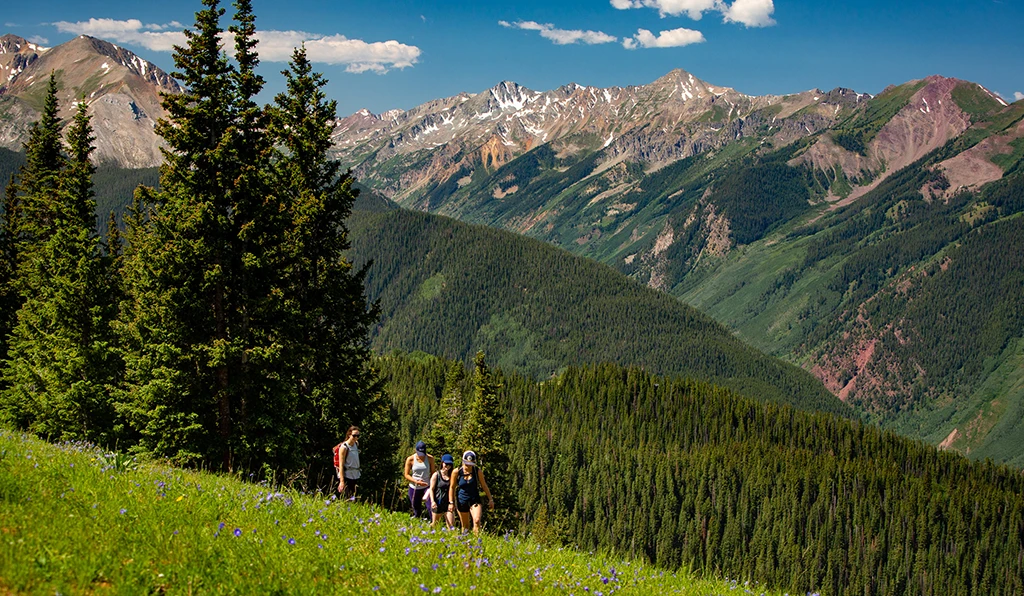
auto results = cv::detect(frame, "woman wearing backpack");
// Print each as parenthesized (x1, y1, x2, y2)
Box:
(429, 454, 455, 528)
(334, 426, 360, 500)
(447, 450, 494, 534)
(404, 441, 435, 519)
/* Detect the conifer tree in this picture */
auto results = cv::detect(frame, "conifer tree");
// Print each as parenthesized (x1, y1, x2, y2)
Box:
(0, 98, 115, 441)
(270, 45, 394, 489)
(424, 361, 465, 457)
(0, 179, 20, 375)
(459, 351, 517, 530)
(116, 0, 245, 466)
(17, 73, 65, 245)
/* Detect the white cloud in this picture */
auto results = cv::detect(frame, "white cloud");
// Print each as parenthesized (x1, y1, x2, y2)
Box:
(612, 0, 722, 19)
(1015, 91, 1024, 102)
(611, 0, 776, 27)
(253, 30, 420, 72)
(52, 19, 420, 73)
(721, 0, 775, 27)
(623, 27, 706, 49)
(499, 20, 617, 45)
(27, 35, 50, 45)
(53, 18, 185, 51)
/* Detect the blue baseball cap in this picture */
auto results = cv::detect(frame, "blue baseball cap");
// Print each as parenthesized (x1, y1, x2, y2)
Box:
(415, 441, 427, 455)
(441, 453, 454, 465)
(462, 450, 477, 466)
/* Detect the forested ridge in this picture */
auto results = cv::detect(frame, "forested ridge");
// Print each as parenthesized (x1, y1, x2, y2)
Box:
(347, 206, 850, 417)
(381, 352, 1024, 596)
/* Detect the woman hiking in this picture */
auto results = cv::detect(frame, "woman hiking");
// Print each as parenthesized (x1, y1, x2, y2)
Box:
(448, 450, 494, 534)
(404, 440, 435, 519)
(429, 454, 455, 528)
(334, 426, 360, 500)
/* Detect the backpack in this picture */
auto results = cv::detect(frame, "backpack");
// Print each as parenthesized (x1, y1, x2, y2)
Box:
(333, 443, 345, 468)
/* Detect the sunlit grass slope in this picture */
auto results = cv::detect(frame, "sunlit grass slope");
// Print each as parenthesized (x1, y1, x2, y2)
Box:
(0, 429, 776, 595)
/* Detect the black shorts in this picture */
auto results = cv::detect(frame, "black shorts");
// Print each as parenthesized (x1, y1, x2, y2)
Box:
(456, 497, 480, 513)
(432, 496, 449, 513)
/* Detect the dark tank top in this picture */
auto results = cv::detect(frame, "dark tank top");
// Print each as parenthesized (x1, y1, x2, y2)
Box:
(434, 471, 451, 503)
(456, 467, 479, 504)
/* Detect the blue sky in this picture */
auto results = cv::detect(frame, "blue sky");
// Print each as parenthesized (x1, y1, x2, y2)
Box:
(5, 0, 1023, 115)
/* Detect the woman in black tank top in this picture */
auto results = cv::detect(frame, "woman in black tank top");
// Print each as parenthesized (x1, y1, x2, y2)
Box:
(447, 450, 494, 535)
(429, 453, 455, 528)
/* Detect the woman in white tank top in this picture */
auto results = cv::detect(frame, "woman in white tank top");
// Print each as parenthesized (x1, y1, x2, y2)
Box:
(404, 440, 435, 519)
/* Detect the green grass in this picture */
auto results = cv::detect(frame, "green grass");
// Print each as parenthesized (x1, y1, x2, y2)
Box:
(418, 273, 447, 301)
(0, 429, 770, 595)
(991, 137, 1024, 173)
(950, 82, 1003, 119)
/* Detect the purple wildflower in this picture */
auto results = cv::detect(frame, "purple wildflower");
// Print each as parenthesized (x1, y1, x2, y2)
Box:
(288, 538, 296, 545)
(119, 508, 127, 515)
(234, 528, 242, 537)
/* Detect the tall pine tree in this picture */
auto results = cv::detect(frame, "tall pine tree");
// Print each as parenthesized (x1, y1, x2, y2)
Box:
(270, 45, 394, 490)
(116, 0, 250, 466)
(0, 179, 20, 382)
(424, 361, 466, 457)
(458, 351, 517, 531)
(0, 96, 116, 442)
(116, 4, 393, 478)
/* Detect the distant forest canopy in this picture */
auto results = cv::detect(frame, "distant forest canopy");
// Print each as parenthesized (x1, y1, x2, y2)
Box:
(346, 205, 851, 418)
(380, 351, 1024, 596)
(0, 148, 157, 235)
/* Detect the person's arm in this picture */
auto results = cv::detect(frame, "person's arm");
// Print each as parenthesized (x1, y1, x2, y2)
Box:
(338, 444, 349, 492)
(448, 468, 459, 510)
(429, 472, 439, 511)
(477, 468, 494, 511)
(403, 455, 415, 484)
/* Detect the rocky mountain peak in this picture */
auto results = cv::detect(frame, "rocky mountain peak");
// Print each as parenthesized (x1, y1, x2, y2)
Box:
(0, 34, 43, 87)
(0, 32, 183, 167)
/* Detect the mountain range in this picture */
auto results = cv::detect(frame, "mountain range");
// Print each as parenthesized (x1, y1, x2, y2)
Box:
(329, 68, 1024, 466)
(0, 34, 179, 167)
(2, 31, 1023, 466)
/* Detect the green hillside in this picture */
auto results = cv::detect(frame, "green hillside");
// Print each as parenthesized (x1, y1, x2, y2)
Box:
(0, 428, 744, 595)
(677, 152, 1024, 465)
(381, 353, 1024, 596)
(347, 206, 850, 417)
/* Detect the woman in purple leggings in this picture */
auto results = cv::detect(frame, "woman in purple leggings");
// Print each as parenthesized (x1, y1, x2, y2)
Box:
(403, 440, 435, 519)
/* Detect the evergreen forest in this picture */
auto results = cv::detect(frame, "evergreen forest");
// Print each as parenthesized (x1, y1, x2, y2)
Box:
(0, 0, 394, 490)
(381, 352, 1024, 596)
(0, 2, 1022, 595)
(346, 206, 850, 417)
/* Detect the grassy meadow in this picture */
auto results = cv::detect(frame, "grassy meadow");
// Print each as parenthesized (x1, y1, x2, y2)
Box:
(0, 429, 780, 595)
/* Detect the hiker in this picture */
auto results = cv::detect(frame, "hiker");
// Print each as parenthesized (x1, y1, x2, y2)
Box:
(448, 450, 494, 534)
(404, 440, 435, 519)
(429, 453, 456, 528)
(334, 426, 360, 500)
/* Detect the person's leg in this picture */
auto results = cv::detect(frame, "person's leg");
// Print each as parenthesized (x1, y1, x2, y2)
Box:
(408, 487, 418, 517)
(445, 509, 456, 529)
(457, 505, 472, 533)
(470, 503, 484, 535)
